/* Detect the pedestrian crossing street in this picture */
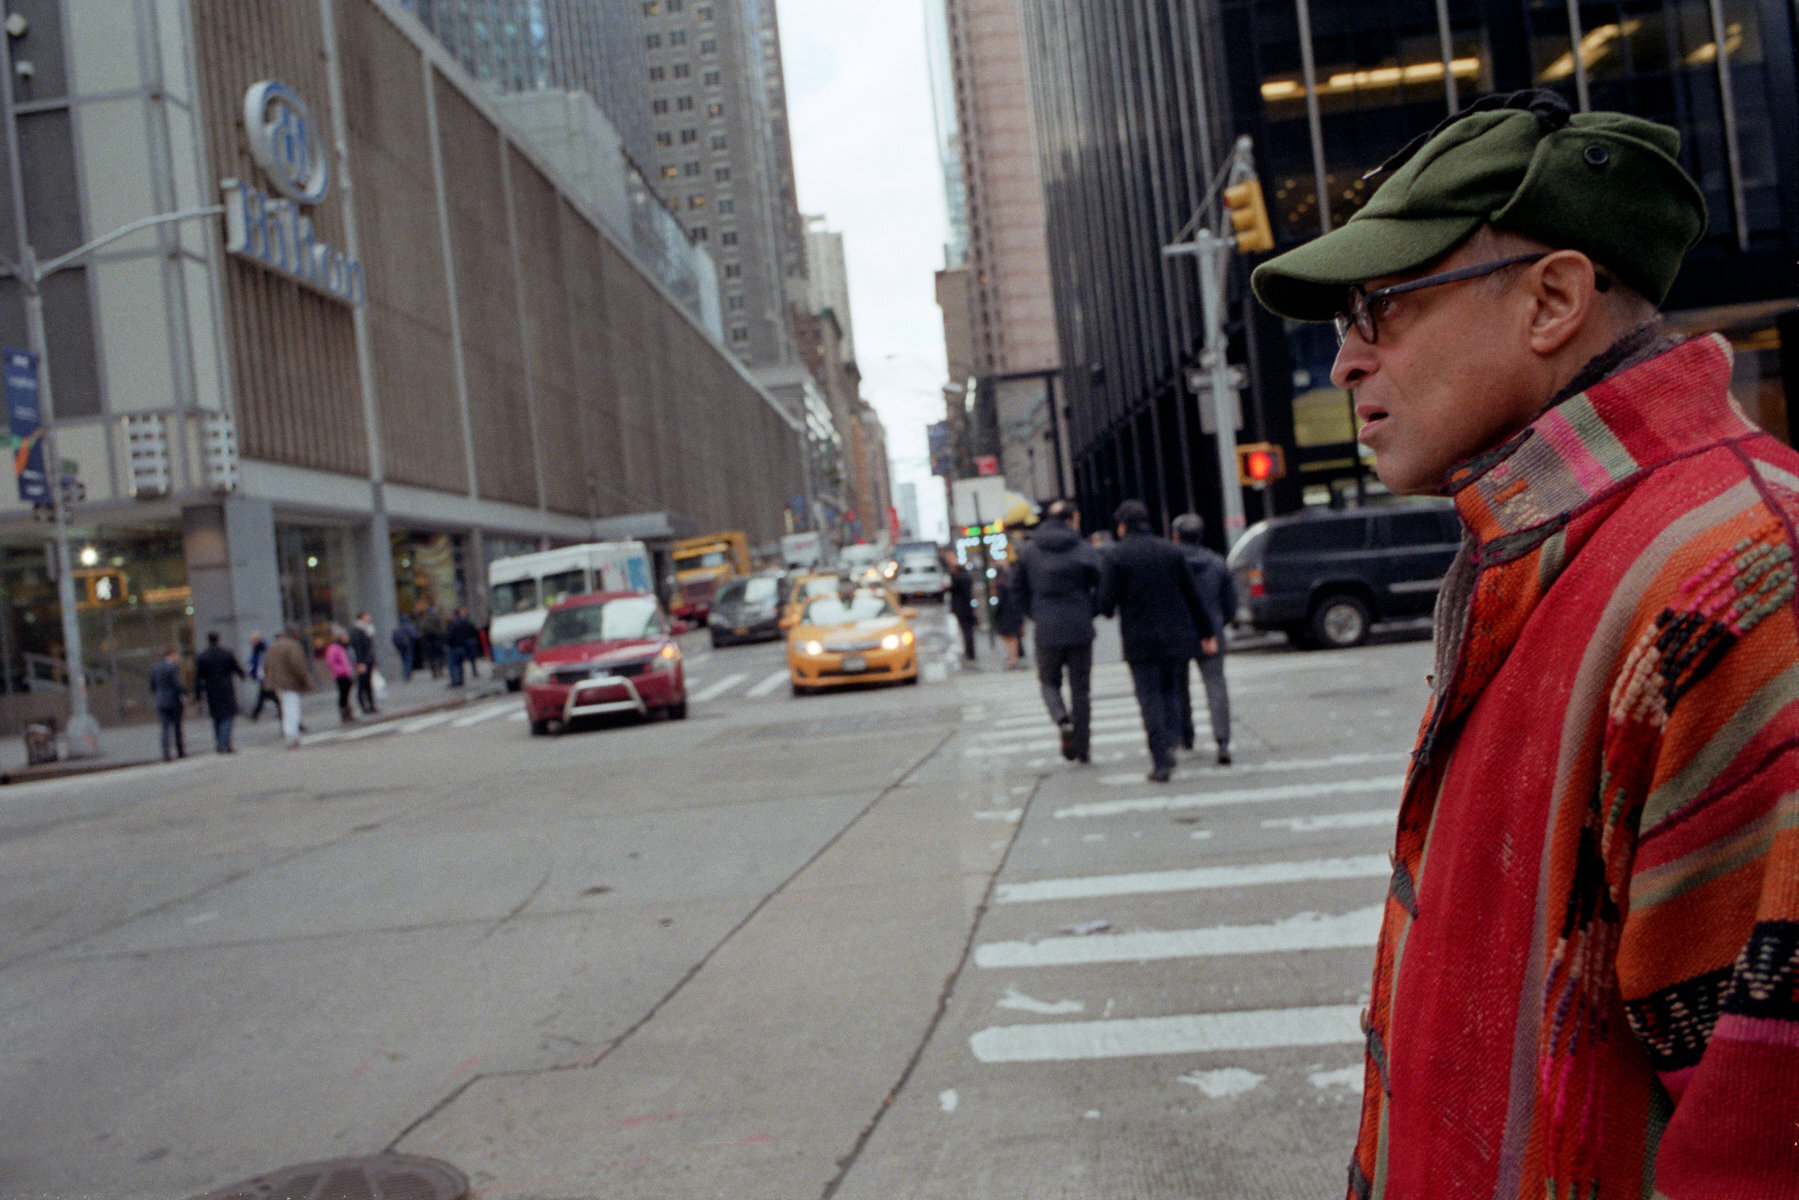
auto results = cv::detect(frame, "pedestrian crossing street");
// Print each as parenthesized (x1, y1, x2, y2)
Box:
(946, 664, 1411, 1113)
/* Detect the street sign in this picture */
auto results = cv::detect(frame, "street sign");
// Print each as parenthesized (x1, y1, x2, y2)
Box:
(951, 476, 1007, 530)
(4, 347, 47, 504)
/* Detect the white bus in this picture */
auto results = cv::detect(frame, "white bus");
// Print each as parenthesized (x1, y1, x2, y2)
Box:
(488, 541, 652, 689)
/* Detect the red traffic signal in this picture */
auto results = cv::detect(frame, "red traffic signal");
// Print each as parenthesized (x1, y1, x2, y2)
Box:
(1236, 442, 1286, 486)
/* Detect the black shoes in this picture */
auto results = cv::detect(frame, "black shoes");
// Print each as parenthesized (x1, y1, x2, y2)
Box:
(1058, 721, 1075, 760)
(1147, 764, 1173, 783)
(1217, 746, 1232, 765)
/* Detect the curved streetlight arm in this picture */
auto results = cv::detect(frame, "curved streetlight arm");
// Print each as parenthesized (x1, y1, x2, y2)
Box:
(25, 204, 224, 285)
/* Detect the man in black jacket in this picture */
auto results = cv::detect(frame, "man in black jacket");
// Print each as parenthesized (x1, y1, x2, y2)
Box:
(1013, 499, 1102, 762)
(1172, 513, 1237, 765)
(193, 630, 246, 753)
(944, 552, 978, 662)
(1098, 500, 1215, 782)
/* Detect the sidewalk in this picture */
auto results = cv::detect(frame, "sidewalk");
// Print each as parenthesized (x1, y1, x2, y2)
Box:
(0, 664, 508, 782)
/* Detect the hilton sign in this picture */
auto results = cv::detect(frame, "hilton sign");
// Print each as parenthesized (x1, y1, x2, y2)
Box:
(221, 81, 366, 306)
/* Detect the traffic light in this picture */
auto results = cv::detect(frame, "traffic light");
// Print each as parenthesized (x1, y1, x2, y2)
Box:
(1223, 178, 1275, 254)
(1236, 442, 1286, 486)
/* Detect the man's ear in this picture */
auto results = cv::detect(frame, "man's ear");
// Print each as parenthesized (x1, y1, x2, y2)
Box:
(1525, 251, 1601, 356)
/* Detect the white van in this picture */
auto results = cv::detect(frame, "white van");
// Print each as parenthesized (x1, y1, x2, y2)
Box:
(489, 541, 652, 689)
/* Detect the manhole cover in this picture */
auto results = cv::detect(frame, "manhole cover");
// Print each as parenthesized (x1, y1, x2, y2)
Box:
(186, 1153, 467, 1200)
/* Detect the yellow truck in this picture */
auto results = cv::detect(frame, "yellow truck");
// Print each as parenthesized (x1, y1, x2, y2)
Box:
(669, 531, 750, 621)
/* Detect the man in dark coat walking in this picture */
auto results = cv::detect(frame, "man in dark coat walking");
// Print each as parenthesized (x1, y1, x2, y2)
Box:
(1097, 500, 1215, 782)
(445, 604, 479, 687)
(149, 647, 186, 761)
(944, 552, 978, 662)
(193, 630, 246, 753)
(1172, 513, 1238, 765)
(349, 611, 379, 714)
(1012, 499, 1102, 762)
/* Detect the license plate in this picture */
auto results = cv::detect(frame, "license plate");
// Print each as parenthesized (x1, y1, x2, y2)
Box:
(840, 655, 867, 672)
(734, 627, 748, 635)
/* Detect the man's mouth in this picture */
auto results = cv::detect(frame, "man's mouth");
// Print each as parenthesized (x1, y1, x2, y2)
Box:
(1355, 402, 1389, 438)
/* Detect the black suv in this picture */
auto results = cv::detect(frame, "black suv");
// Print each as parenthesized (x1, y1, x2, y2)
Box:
(1226, 502, 1462, 648)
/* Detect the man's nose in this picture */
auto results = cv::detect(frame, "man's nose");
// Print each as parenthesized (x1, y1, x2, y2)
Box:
(1330, 333, 1374, 389)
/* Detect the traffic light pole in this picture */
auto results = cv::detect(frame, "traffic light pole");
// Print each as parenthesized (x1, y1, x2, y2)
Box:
(1193, 230, 1246, 549)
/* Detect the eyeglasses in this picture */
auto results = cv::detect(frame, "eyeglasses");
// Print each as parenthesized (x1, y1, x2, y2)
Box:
(1333, 254, 1547, 346)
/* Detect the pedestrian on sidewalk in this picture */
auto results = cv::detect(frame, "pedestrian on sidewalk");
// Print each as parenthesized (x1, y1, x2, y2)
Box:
(945, 552, 978, 663)
(349, 611, 379, 715)
(149, 646, 186, 761)
(192, 631, 245, 754)
(325, 626, 356, 722)
(445, 604, 479, 688)
(392, 613, 418, 682)
(991, 558, 1025, 669)
(1012, 499, 1101, 764)
(1250, 88, 1799, 1194)
(1097, 500, 1213, 783)
(1171, 513, 1237, 765)
(418, 601, 445, 679)
(263, 625, 314, 748)
(245, 631, 278, 721)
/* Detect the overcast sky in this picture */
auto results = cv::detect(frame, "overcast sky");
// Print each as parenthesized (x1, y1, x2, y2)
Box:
(775, 0, 952, 542)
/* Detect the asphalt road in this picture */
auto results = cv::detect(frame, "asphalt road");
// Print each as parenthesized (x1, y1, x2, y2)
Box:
(0, 610, 1434, 1200)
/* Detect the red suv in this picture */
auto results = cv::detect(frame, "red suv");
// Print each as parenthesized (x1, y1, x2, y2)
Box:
(522, 591, 688, 734)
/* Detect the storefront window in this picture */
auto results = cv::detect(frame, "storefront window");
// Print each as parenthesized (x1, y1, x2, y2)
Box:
(391, 530, 468, 622)
(278, 523, 357, 643)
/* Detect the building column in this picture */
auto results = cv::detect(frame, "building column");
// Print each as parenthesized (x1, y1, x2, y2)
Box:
(353, 506, 401, 677)
(182, 496, 283, 658)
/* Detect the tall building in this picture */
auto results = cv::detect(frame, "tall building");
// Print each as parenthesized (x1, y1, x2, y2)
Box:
(1018, 0, 1799, 541)
(636, 0, 806, 374)
(929, 0, 1068, 502)
(0, 0, 807, 729)
(804, 215, 855, 365)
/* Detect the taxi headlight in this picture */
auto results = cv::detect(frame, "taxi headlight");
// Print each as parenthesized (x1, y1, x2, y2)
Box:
(523, 662, 550, 685)
(803, 640, 824, 656)
(880, 633, 902, 651)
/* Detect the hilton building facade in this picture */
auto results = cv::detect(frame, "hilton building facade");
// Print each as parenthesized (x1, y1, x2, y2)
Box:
(1019, 0, 1799, 541)
(0, 0, 808, 727)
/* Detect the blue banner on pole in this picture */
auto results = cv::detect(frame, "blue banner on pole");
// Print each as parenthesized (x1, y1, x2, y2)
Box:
(4, 347, 47, 505)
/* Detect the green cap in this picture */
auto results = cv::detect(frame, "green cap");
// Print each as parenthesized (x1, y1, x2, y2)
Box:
(1250, 91, 1707, 321)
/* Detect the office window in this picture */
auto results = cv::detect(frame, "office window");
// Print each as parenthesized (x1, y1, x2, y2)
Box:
(703, 69, 721, 86)
(680, 128, 698, 143)
(710, 133, 727, 150)
(653, 98, 670, 114)
(707, 102, 723, 118)
(677, 95, 695, 110)
(669, 29, 687, 45)
(700, 37, 716, 53)
(660, 164, 679, 179)
(646, 32, 661, 48)
(726, 294, 745, 311)
(655, 131, 673, 147)
(672, 62, 690, 78)
(648, 65, 665, 81)
(683, 160, 701, 176)
(698, 4, 712, 18)
(668, 0, 683, 9)
(720, 229, 738, 245)
(731, 325, 749, 343)
(693, 226, 709, 241)
(642, 0, 659, 12)
(723, 262, 741, 278)
(717, 197, 733, 214)
(714, 166, 731, 181)
(689, 194, 706, 208)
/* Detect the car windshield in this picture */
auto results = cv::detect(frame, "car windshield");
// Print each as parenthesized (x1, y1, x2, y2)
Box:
(803, 592, 895, 625)
(536, 596, 660, 647)
(676, 550, 730, 571)
(492, 578, 538, 613)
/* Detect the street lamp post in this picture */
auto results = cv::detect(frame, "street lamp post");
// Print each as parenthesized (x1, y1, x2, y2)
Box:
(7, 204, 223, 757)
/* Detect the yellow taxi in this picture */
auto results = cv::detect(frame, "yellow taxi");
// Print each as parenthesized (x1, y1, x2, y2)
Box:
(787, 585, 919, 695)
(780, 571, 846, 627)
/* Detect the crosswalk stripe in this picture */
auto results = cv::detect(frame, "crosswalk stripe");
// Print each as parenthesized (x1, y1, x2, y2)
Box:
(1262, 809, 1396, 833)
(1096, 751, 1408, 787)
(452, 703, 516, 727)
(995, 854, 1390, 905)
(983, 703, 1141, 731)
(976, 714, 1142, 741)
(745, 668, 789, 698)
(509, 710, 529, 722)
(1054, 775, 1406, 820)
(692, 672, 748, 702)
(337, 721, 395, 741)
(973, 905, 1383, 969)
(966, 729, 1145, 757)
(970, 1003, 1363, 1064)
(399, 711, 461, 734)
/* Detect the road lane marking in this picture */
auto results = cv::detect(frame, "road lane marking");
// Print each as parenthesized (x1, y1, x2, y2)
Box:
(692, 673, 748, 702)
(965, 730, 1145, 757)
(1097, 751, 1409, 787)
(969, 1003, 1363, 1063)
(745, 668, 789, 698)
(1054, 776, 1405, 820)
(337, 722, 396, 741)
(509, 711, 529, 722)
(974, 905, 1383, 968)
(399, 711, 461, 734)
(995, 854, 1390, 905)
(975, 715, 1142, 742)
(452, 703, 516, 727)
(1262, 809, 1397, 833)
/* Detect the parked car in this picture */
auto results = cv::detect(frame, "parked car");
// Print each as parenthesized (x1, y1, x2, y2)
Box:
(708, 571, 785, 647)
(786, 586, 920, 695)
(1227, 501, 1462, 648)
(522, 591, 687, 734)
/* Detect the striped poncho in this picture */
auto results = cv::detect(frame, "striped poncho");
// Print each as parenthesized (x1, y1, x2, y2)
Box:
(1350, 333, 1799, 1199)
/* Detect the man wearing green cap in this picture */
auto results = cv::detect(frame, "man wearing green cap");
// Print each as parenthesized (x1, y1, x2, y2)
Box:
(1252, 91, 1799, 1199)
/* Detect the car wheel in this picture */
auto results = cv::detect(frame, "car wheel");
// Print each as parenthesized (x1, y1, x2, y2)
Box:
(529, 719, 551, 736)
(668, 697, 689, 720)
(504, 676, 522, 693)
(791, 681, 810, 697)
(1310, 593, 1371, 649)
(709, 631, 722, 649)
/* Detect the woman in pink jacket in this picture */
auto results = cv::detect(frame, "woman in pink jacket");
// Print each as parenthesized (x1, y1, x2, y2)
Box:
(324, 626, 356, 723)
